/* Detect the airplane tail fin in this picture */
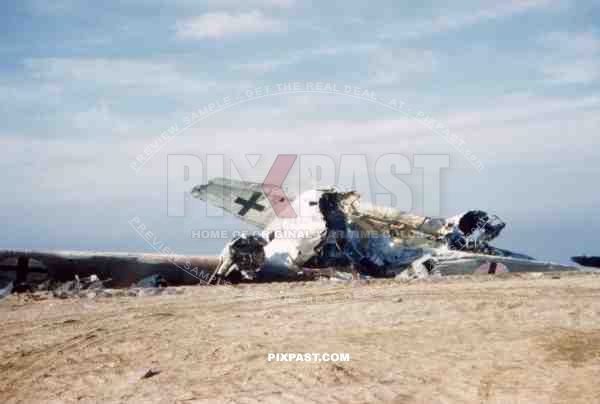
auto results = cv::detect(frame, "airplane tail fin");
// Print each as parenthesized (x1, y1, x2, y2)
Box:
(191, 177, 295, 229)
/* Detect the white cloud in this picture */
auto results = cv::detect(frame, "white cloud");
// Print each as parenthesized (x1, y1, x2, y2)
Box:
(543, 31, 600, 54)
(24, 57, 219, 97)
(542, 61, 599, 84)
(26, 0, 78, 15)
(174, 91, 600, 164)
(176, 11, 285, 40)
(230, 43, 377, 73)
(540, 31, 600, 84)
(256, 0, 295, 7)
(206, 0, 295, 8)
(14, 58, 244, 139)
(379, 0, 558, 39)
(368, 48, 436, 85)
(70, 101, 133, 135)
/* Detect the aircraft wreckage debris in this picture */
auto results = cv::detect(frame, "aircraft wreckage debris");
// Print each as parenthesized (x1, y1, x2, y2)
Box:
(141, 369, 161, 380)
(188, 179, 579, 281)
(0, 183, 582, 292)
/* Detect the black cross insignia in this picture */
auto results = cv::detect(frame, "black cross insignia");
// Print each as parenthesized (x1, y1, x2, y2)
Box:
(234, 192, 265, 216)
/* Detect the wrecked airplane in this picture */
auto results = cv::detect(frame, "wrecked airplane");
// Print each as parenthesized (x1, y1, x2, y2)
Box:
(0, 178, 578, 294)
(191, 178, 576, 281)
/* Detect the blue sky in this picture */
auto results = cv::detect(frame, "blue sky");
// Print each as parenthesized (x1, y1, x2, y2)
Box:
(1, 0, 599, 263)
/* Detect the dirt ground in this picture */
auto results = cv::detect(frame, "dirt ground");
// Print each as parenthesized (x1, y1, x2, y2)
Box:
(1, 272, 600, 404)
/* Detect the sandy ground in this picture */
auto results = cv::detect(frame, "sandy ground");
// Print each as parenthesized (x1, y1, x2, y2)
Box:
(1, 272, 600, 404)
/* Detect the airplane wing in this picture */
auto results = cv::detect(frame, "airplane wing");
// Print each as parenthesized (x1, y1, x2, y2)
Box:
(191, 177, 296, 229)
(433, 251, 578, 275)
(0, 249, 219, 286)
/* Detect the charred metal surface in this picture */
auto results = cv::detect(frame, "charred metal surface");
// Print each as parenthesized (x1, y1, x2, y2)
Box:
(15, 256, 29, 285)
(572, 256, 600, 268)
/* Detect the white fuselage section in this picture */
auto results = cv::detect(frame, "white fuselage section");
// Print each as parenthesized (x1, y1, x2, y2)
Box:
(263, 189, 327, 268)
(257, 189, 426, 272)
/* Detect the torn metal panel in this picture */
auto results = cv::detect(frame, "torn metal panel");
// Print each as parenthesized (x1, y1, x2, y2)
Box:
(211, 234, 270, 284)
(0, 282, 12, 299)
